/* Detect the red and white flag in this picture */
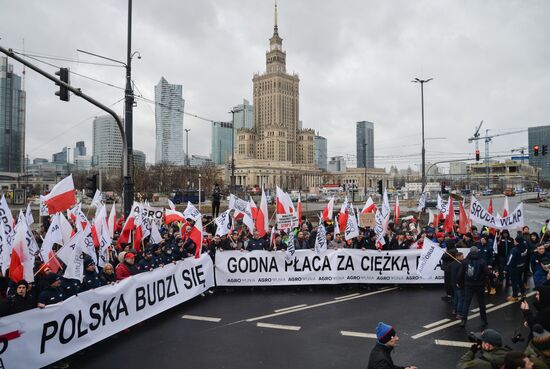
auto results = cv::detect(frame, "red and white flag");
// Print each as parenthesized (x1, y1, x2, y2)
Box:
(502, 196, 510, 218)
(9, 219, 35, 283)
(190, 216, 203, 259)
(276, 187, 295, 215)
(443, 198, 454, 233)
(98, 216, 112, 268)
(108, 202, 117, 238)
(40, 175, 77, 215)
(58, 212, 74, 244)
(251, 189, 269, 237)
(361, 196, 377, 214)
(165, 208, 185, 224)
(116, 202, 137, 247)
(488, 197, 496, 236)
(394, 196, 401, 221)
(40, 213, 63, 273)
(322, 197, 334, 222)
(297, 193, 303, 226)
(337, 198, 349, 235)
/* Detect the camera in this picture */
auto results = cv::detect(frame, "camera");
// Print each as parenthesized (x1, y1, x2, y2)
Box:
(511, 329, 524, 344)
(467, 332, 482, 345)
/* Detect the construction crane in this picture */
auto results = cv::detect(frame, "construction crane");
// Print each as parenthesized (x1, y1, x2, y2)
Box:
(468, 125, 527, 190)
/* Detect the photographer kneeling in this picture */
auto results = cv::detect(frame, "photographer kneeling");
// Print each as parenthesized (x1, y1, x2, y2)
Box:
(456, 329, 510, 369)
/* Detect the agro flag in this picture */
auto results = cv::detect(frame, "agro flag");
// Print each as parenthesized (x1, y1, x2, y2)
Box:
(276, 187, 298, 230)
(242, 202, 255, 234)
(502, 197, 510, 218)
(373, 208, 386, 249)
(0, 220, 9, 274)
(165, 208, 185, 224)
(492, 233, 499, 255)
(394, 196, 401, 221)
(58, 230, 86, 282)
(345, 206, 360, 241)
(16, 210, 38, 255)
(9, 218, 35, 283)
(314, 217, 327, 254)
(416, 192, 426, 212)
(91, 189, 103, 208)
(442, 198, 454, 233)
(74, 203, 89, 232)
(322, 197, 335, 221)
(40, 174, 77, 214)
(183, 202, 201, 222)
(25, 203, 34, 226)
(338, 198, 349, 235)
(40, 213, 64, 273)
(108, 202, 117, 238)
(98, 216, 112, 268)
(297, 193, 303, 226)
(334, 216, 341, 235)
(381, 189, 391, 229)
(437, 194, 449, 216)
(285, 230, 296, 262)
(361, 196, 377, 214)
(215, 210, 232, 236)
(81, 223, 98, 265)
(39, 200, 49, 216)
(0, 194, 15, 239)
(416, 238, 445, 278)
(190, 216, 203, 258)
(149, 221, 163, 244)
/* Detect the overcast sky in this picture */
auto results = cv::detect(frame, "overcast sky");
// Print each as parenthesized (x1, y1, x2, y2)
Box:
(1, 0, 549, 170)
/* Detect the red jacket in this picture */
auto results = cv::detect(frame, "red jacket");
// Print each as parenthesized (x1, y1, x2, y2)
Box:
(115, 262, 134, 281)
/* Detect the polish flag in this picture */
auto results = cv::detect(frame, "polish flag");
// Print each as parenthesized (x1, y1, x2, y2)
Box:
(276, 187, 295, 214)
(9, 219, 35, 283)
(297, 193, 303, 226)
(338, 198, 349, 235)
(165, 208, 185, 224)
(108, 202, 117, 238)
(502, 197, 510, 218)
(40, 175, 77, 215)
(190, 216, 203, 258)
(39, 214, 63, 273)
(361, 196, 377, 214)
(394, 196, 401, 221)
(91, 205, 106, 247)
(252, 189, 269, 237)
(322, 197, 334, 222)
(443, 198, 454, 233)
(116, 203, 137, 248)
(67, 207, 76, 223)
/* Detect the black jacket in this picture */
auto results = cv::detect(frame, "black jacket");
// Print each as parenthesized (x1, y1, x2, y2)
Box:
(449, 260, 464, 289)
(0, 294, 34, 316)
(367, 343, 406, 369)
(460, 250, 493, 287)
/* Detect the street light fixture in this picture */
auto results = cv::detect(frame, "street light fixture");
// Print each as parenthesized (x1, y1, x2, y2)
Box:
(184, 129, 191, 166)
(364, 142, 368, 199)
(412, 77, 433, 193)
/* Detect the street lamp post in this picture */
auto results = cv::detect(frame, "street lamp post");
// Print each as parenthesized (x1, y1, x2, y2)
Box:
(364, 142, 368, 200)
(185, 128, 191, 166)
(229, 110, 236, 192)
(412, 77, 433, 193)
(198, 173, 202, 211)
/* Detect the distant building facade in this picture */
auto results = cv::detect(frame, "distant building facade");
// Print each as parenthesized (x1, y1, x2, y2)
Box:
(74, 141, 86, 156)
(327, 156, 346, 172)
(211, 121, 233, 165)
(0, 57, 26, 173)
(133, 150, 146, 169)
(155, 77, 185, 165)
(92, 115, 123, 170)
(52, 147, 68, 164)
(314, 135, 327, 171)
(450, 161, 467, 176)
(528, 125, 550, 180)
(356, 121, 374, 168)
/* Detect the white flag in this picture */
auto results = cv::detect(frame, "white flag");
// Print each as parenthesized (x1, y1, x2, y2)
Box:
(25, 203, 34, 226)
(242, 203, 255, 234)
(40, 213, 63, 262)
(58, 212, 74, 245)
(215, 210, 232, 236)
(285, 231, 296, 262)
(416, 238, 445, 278)
(149, 221, 163, 244)
(81, 223, 98, 265)
(168, 199, 176, 210)
(183, 201, 201, 221)
(98, 216, 112, 268)
(108, 202, 116, 238)
(314, 220, 327, 254)
(345, 209, 360, 241)
(91, 189, 103, 208)
(0, 220, 10, 274)
(60, 231, 86, 282)
(417, 192, 426, 212)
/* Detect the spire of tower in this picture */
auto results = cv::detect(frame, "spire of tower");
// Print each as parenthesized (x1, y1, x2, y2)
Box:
(274, 0, 278, 34)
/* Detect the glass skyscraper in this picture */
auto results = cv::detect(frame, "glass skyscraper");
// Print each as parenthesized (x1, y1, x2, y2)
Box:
(356, 121, 374, 168)
(93, 115, 123, 170)
(155, 77, 185, 165)
(0, 57, 25, 173)
(528, 125, 550, 180)
(211, 121, 233, 165)
(314, 135, 327, 171)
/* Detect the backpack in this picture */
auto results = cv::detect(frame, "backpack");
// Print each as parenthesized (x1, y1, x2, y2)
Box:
(465, 259, 482, 282)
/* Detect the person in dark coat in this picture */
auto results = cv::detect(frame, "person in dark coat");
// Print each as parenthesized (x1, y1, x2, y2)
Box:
(100, 263, 116, 284)
(449, 252, 465, 319)
(506, 235, 530, 301)
(211, 184, 222, 218)
(367, 322, 417, 369)
(38, 273, 65, 308)
(248, 230, 268, 251)
(460, 246, 497, 327)
(0, 280, 34, 316)
(60, 277, 81, 298)
(137, 247, 154, 273)
(80, 258, 104, 292)
(496, 230, 514, 286)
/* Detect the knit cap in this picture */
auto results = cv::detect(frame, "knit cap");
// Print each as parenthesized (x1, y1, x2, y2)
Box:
(532, 324, 550, 357)
(376, 322, 396, 344)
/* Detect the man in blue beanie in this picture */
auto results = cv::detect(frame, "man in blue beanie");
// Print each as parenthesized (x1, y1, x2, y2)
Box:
(367, 322, 417, 369)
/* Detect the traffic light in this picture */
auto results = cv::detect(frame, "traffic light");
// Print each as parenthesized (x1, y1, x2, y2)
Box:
(475, 149, 480, 161)
(55, 67, 70, 101)
(85, 174, 98, 198)
(534, 145, 540, 157)
(377, 180, 383, 195)
(543, 145, 548, 156)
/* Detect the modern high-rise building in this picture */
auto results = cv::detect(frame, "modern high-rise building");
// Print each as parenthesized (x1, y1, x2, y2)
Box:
(93, 115, 123, 170)
(155, 77, 185, 165)
(52, 147, 68, 164)
(314, 135, 327, 171)
(0, 57, 26, 173)
(74, 141, 86, 156)
(328, 156, 347, 172)
(133, 150, 146, 170)
(528, 125, 550, 180)
(356, 121, 374, 168)
(232, 99, 253, 132)
(211, 121, 233, 165)
(236, 3, 315, 166)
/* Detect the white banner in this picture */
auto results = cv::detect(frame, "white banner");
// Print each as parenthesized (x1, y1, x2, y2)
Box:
(0, 255, 215, 369)
(214, 249, 471, 286)
(276, 213, 299, 230)
(142, 205, 164, 226)
(416, 238, 445, 278)
(469, 196, 524, 230)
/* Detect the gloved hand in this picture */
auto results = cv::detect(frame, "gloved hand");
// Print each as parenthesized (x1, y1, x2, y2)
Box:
(470, 343, 480, 354)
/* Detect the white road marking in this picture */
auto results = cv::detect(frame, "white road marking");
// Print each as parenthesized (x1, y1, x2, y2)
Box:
(340, 331, 377, 339)
(412, 292, 535, 339)
(274, 304, 307, 313)
(472, 304, 494, 312)
(334, 293, 360, 300)
(423, 318, 451, 329)
(257, 322, 301, 331)
(435, 339, 472, 348)
(182, 315, 222, 323)
(245, 287, 398, 322)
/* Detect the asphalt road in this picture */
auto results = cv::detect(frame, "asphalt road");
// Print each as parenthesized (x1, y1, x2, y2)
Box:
(69, 283, 533, 369)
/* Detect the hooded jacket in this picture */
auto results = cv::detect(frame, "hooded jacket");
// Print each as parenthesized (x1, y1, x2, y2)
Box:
(456, 346, 509, 369)
(459, 250, 492, 287)
(367, 343, 406, 369)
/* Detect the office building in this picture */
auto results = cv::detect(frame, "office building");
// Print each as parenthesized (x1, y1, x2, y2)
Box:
(450, 162, 467, 176)
(133, 150, 146, 169)
(211, 121, 233, 165)
(190, 155, 213, 167)
(155, 77, 185, 165)
(74, 141, 86, 156)
(73, 155, 92, 170)
(528, 125, 550, 180)
(232, 99, 253, 143)
(356, 121, 374, 168)
(93, 115, 123, 170)
(327, 156, 347, 172)
(52, 147, 68, 164)
(0, 57, 26, 173)
(314, 135, 327, 171)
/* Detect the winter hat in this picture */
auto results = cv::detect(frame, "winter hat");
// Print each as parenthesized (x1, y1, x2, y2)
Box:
(472, 329, 502, 347)
(16, 280, 29, 288)
(376, 322, 396, 344)
(436, 232, 444, 239)
(470, 246, 479, 253)
(515, 235, 525, 244)
(531, 324, 550, 357)
(84, 258, 95, 269)
(46, 273, 61, 285)
(125, 252, 135, 260)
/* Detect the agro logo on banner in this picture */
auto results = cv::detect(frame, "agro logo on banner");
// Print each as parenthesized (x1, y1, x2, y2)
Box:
(142, 205, 163, 226)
